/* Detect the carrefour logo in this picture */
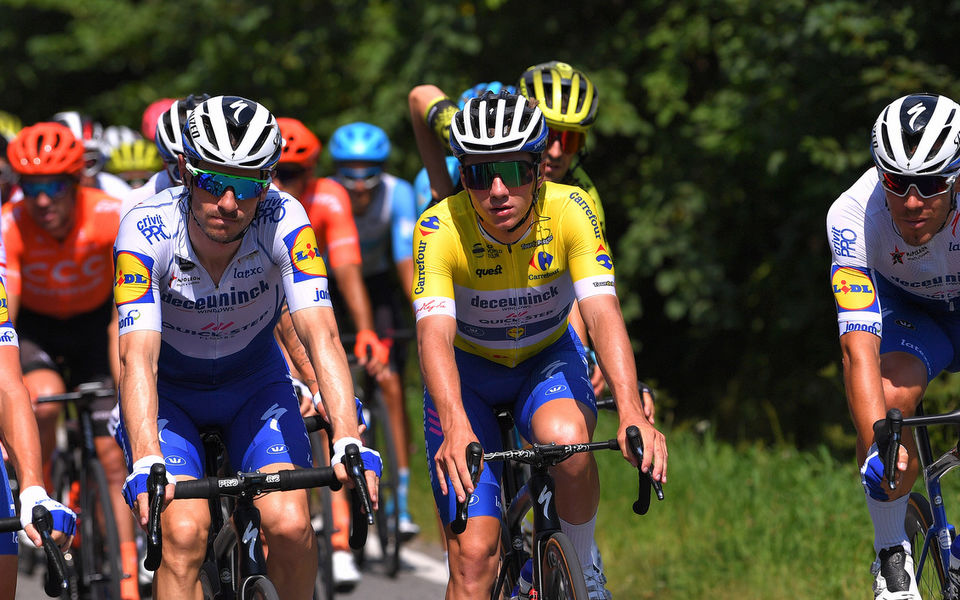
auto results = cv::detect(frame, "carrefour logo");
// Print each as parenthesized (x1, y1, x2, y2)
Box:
(283, 225, 327, 283)
(419, 215, 440, 236)
(114, 250, 154, 305)
(530, 251, 553, 272)
(831, 266, 877, 311)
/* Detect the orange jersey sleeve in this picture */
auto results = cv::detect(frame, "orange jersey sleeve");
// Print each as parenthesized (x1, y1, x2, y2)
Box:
(5, 187, 121, 318)
(301, 178, 362, 269)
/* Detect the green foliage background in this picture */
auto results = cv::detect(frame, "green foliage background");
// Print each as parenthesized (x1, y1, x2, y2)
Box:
(5, 0, 960, 452)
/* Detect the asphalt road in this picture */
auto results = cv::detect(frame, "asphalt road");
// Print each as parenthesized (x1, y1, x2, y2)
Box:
(14, 536, 448, 599)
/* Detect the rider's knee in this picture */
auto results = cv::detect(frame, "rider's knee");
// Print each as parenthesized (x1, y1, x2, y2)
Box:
(449, 533, 499, 579)
(261, 499, 312, 548)
(162, 508, 209, 561)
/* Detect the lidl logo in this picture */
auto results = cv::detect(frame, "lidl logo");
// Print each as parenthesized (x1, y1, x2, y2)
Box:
(419, 216, 440, 236)
(507, 327, 525, 339)
(114, 251, 154, 305)
(283, 226, 327, 283)
(831, 266, 877, 311)
(530, 251, 553, 272)
(0, 280, 8, 324)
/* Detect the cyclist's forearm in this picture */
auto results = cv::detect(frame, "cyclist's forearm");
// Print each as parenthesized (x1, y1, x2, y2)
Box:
(331, 263, 376, 332)
(276, 304, 319, 394)
(841, 331, 886, 444)
(292, 307, 360, 439)
(409, 85, 456, 201)
(417, 318, 469, 431)
(0, 378, 45, 490)
(118, 337, 162, 460)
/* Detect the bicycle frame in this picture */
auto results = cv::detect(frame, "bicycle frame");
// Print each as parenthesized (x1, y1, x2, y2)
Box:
(910, 403, 960, 596)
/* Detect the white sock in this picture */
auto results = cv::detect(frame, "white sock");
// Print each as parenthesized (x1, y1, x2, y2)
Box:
(559, 513, 596, 571)
(866, 493, 910, 555)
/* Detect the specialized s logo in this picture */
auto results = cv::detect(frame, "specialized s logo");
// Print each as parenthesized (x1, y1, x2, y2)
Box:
(595, 244, 613, 270)
(283, 225, 327, 283)
(114, 250, 154, 305)
(831, 265, 877, 311)
(418, 216, 440, 236)
(530, 251, 553, 271)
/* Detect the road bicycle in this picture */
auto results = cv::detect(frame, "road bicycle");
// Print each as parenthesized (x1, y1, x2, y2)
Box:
(143, 418, 373, 600)
(0, 504, 70, 598)
(304, 415, 337, 600)
(34, 382, 123, 600)
(454, 415, 662, 600)
(877, 404, 960, 599)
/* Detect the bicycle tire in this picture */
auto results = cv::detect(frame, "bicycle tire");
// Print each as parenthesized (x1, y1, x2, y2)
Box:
(368, 392, 401, 577)
(199, 560, 220, 600)
(539, 532, 588, 600)
(240, 574, 281, 600)
(80, 458, 123, 600)
(905, 491, 948, 598)
(310, 431, 336, 600)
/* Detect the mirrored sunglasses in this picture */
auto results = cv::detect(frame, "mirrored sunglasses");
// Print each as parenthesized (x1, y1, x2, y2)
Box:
(879, 171, 958, 199)
(185, 164, 270, 200)
(20, 179, 72, 198)
(547, 128, 586, 153)
(461, 160, 537, 190)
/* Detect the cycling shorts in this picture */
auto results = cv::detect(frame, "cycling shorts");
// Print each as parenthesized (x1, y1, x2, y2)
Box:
(18, 300, 115, 436)
(876, 276, 960, 381)
(0, 459, 15, 555)
(113, 363, 312, 479)
(423, 326, 595, 524)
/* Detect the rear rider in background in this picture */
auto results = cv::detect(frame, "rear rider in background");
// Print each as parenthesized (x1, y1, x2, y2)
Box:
(826, 93, 960, 600)
(329, 122, 421, 539)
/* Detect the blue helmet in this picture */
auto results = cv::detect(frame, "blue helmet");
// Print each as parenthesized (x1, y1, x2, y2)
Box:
(457, 82, 518, 109)
(329, 122, 390, 163)
(414, 156, 461, 215)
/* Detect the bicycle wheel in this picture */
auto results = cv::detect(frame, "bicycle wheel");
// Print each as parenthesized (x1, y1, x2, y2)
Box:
(310, 431, 336, 600)
(80, 459, 123, 600)
(240, 574, 281, 600)
(47, 454, 81, 600)
(905, 492, 947, 598)
(367, 392, 401, 577)
(539, 532, 588, 600)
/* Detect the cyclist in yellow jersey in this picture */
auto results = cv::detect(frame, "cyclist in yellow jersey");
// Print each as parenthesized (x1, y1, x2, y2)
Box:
(414, 91, 665, 600)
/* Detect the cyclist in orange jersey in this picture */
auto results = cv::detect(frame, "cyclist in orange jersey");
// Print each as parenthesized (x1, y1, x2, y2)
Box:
(274, 117, 388, 590)
(4, 122, 142, 600)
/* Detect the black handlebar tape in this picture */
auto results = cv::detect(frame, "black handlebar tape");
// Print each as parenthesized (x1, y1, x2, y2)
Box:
(0, 517, 19, 531)
(144, 463, 168, 571)
(303, 415, 333, 435)
(33, 505, 68, 597)
(279, 467, 342, 492)
(451, 442, 483, 535)
(626, 426, 652, 515)
(173, 476, 227, 499)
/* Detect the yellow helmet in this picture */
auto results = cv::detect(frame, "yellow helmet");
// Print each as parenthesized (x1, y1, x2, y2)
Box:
(0, 110, 22, 141)
(518, 61, 598, 132)
(106, 139, 162, 175)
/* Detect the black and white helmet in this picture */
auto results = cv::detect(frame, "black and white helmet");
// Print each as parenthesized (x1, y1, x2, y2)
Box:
(449, 91, 547, 159)
(182, 96, 283, 171)
(871, 93, 960, 176)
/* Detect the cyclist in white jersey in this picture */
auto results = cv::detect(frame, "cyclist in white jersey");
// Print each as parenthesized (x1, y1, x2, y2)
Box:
(112, 96, 380, 600)
(827, 93, 960, 600)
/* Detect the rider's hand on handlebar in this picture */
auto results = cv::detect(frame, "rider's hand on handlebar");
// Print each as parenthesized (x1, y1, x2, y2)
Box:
(619, 419, 667, 484)
(434, 422, 481, 503)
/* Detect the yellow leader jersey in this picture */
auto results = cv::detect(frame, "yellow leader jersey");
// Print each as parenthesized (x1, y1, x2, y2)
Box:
(412, 181, 616, 367)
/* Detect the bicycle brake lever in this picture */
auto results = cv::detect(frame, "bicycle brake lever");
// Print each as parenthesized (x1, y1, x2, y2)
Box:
(626, 425, 663, 515)
(451, 442, 483, 535)
(33, 505, 68, 597)
(887, 408, 903, 490)
(344, 444, 372, 550)
(144, 463, 167, 571)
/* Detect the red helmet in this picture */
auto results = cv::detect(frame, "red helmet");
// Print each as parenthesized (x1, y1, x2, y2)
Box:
(277, 117, 321, 167)
(7, 122, 85, 176)
(141, 98, 176, 140)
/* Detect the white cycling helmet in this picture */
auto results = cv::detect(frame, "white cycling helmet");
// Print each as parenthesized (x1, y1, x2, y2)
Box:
(871, 93, 960, 175)
(102, 125, 141, 152)
(52, 110, 107, 177)
(450, 91, 547, 159)
(182, 95, 283, 172)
